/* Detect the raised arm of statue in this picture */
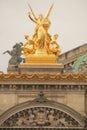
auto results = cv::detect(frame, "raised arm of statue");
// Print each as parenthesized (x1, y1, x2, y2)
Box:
(45, 3, 54, 19)
(27, 3, 37, 20)
(28, 12, 37, 24)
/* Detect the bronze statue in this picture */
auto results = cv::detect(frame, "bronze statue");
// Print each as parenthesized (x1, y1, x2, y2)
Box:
(3, 43, 23, 66)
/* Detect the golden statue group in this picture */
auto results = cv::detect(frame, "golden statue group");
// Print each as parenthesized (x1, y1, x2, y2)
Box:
(22, 3, 61, 64)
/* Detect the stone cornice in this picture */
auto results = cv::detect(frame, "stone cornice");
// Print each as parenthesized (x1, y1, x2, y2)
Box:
(0, 72, 87, 81)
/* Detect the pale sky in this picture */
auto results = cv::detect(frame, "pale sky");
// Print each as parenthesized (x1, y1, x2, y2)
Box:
(0, 0, 87, 73)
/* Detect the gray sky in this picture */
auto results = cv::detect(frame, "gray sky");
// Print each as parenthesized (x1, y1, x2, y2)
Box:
(0, 0, 87, 73)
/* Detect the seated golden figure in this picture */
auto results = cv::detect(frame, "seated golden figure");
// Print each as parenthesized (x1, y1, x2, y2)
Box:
(21, 35, 35, 56)
(47, 34, 61, 56)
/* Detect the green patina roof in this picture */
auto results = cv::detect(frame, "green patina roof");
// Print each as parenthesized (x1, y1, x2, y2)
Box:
(73, 53, 87, 72)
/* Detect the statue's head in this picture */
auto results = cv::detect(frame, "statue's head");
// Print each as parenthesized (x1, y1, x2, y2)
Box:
(53, 34, 58, 40)
(25, 35, 29, 40)
(13, 43, 22, 50)
(19, 42, 23, 45)
(38, 14, 43, 20)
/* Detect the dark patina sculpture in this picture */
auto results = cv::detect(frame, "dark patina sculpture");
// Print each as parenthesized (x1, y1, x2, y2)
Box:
(3, 42, 23, 66)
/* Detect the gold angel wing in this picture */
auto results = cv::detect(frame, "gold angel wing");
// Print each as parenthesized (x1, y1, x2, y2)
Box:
(45, 3, 54, 19)
(27, 3, 37, 20)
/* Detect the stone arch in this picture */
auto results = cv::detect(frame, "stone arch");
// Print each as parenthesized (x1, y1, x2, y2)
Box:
(0, 92, 85, 129)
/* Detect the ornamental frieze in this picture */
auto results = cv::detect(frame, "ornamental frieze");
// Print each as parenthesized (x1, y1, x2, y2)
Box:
(0, 72, 87, 81)
(1, 107, 81, 128)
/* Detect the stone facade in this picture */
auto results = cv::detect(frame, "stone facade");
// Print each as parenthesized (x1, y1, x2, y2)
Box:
(0, 44, 87, 129)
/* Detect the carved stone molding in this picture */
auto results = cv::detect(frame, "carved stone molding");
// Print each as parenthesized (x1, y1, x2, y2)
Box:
(0, 92, 84, 128)
(1, 107, 81, 128)
(0, 72, 87, 81)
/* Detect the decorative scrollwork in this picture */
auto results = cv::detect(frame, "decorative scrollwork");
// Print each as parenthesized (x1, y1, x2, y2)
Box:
(1, 107, 81, 128)
(0, 72, 87, 81)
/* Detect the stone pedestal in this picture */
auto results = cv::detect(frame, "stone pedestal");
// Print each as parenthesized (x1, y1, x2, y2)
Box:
(7, 49, 63, 74)
(7, 65, 19, 74)
(25, 49, 58, 64)
(7, 64, 64, 74)
(19, 63, 64, 74)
